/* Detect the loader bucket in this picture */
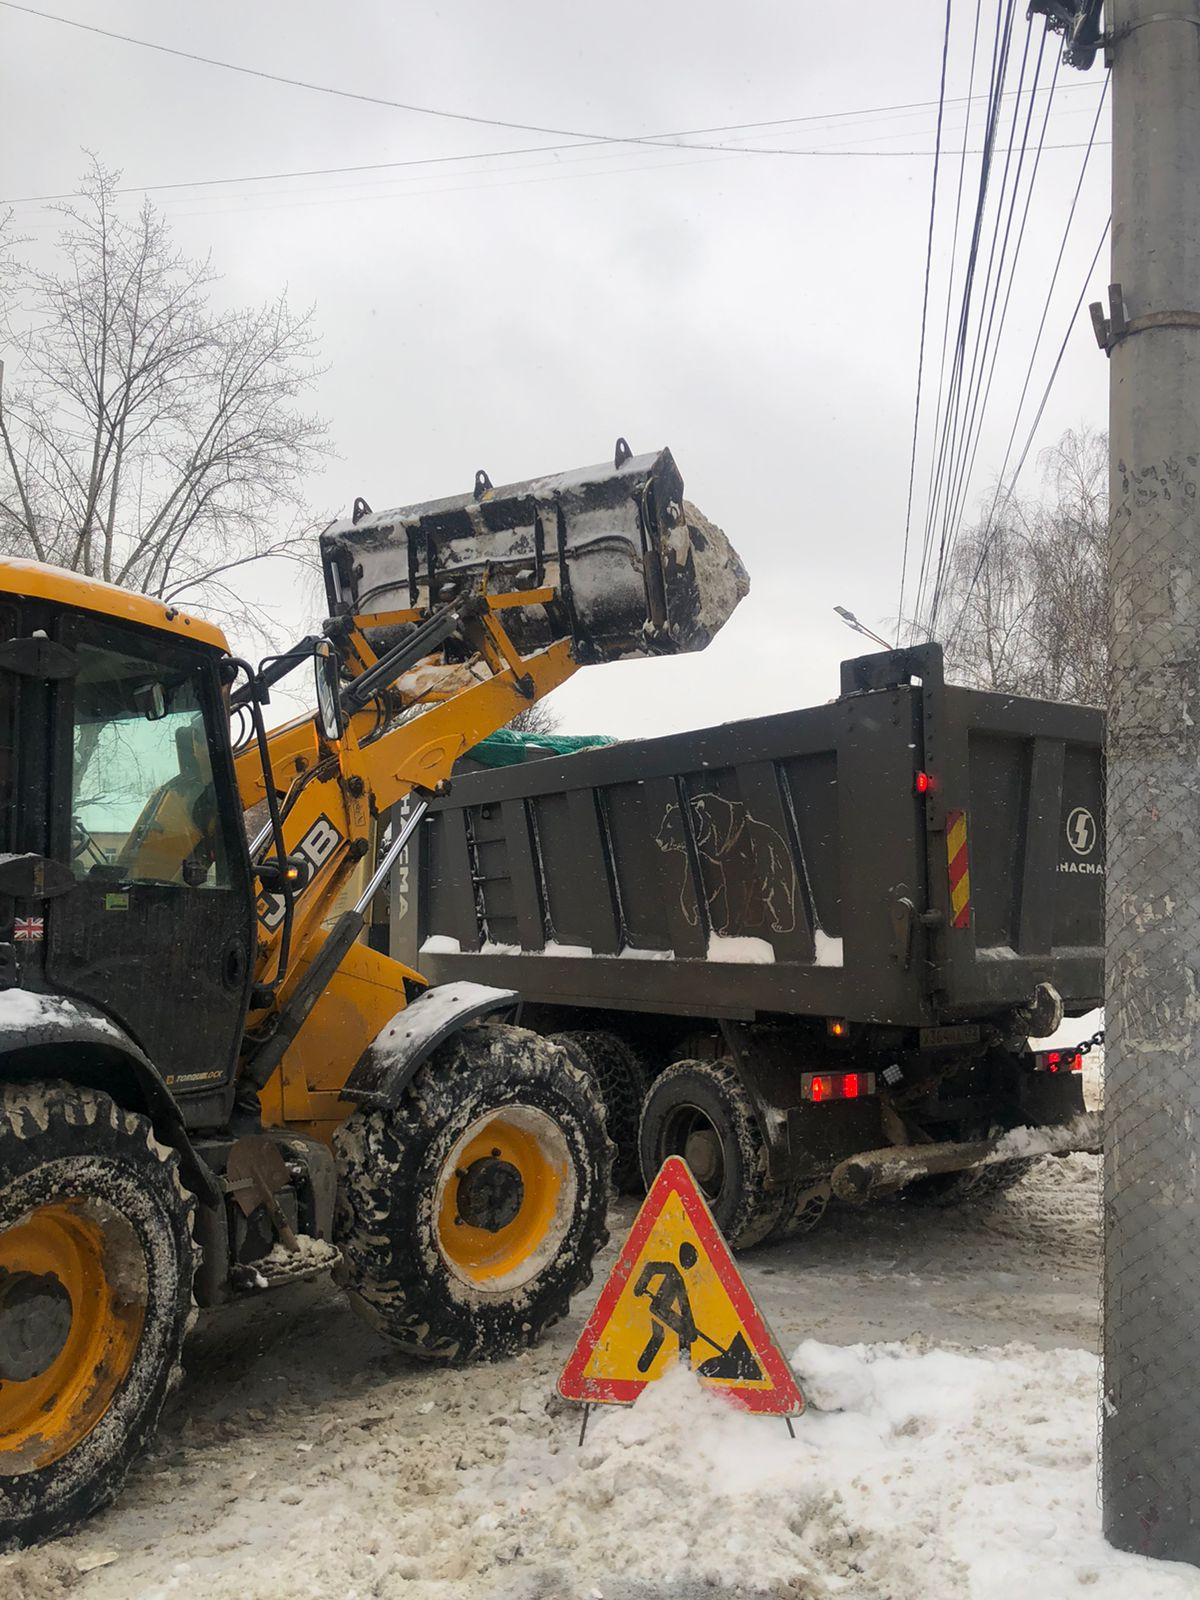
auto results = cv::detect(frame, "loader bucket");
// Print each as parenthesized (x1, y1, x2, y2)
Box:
(319, 444, 748, 662)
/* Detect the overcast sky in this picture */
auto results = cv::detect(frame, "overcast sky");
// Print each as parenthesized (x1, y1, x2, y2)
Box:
(0, 1, 1112, 738)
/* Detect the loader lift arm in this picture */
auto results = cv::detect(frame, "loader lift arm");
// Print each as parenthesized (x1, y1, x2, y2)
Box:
(232, 587, 579, 1094)
(224, 444, 749, 1135)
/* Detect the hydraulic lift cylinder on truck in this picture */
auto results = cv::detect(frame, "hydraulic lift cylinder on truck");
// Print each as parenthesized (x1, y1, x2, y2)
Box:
(0, 444, 746, 1547)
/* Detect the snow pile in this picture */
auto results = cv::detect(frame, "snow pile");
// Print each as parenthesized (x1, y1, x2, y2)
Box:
(0, 990, 122, 1038)
(1032, 1007, 1104, 1055)
(706, 932, 775, 964)
(5, 1155, 1177, 1600)
(992, 1113, 1100, 1161)
(15, 1330, 1182, 1599)
(462, 1344, 1196, 1600)
(259, 1235, 340, 1272)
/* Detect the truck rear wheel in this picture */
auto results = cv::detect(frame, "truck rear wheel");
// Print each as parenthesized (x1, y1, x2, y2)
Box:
(638, 1059, 789, 1250)
(333, 1022, 612, 1362)
(548, 1031, 648, 1193)
(0, 1082, 196, 1550)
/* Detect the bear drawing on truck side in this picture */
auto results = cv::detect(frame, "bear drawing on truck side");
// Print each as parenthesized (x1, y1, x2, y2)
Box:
(655, 791, 798, 934)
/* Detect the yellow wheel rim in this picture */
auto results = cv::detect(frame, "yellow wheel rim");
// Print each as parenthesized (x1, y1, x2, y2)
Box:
(0, 1200, 147, 1476)
(436, 1107, 575, 1292)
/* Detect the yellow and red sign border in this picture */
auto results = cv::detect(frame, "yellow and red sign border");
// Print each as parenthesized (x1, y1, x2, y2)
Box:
(558, 1156, 804, 1416)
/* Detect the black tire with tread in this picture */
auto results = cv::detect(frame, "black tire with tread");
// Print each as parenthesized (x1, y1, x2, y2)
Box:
(548, 1030, 649, 1193)
(0, 1081, 196, 1551)
(638, 1058, 788, 1250)
(333, 1021, 612, 1362)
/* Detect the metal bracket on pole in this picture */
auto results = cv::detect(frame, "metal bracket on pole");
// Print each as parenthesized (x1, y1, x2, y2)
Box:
(1089, 282, 1200, 354)
(1029, 0, 1106, 67)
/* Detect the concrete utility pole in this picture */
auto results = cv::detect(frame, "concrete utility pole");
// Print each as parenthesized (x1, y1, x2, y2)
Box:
(1098, 0, 1200, 1564)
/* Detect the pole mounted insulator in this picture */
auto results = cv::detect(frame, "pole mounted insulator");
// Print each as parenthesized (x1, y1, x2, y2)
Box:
(1029, 0, 1106, 68)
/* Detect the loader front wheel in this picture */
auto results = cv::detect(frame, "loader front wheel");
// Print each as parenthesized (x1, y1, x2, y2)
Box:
(333, 1022, 612, 1362)
(0, 1082, 195, 1550)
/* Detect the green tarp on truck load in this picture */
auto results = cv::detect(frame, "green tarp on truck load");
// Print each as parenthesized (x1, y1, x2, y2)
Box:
(466, 728, 615, 768)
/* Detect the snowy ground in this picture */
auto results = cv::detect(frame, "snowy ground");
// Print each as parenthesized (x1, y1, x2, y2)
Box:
(10, 1132, 1199, 1600)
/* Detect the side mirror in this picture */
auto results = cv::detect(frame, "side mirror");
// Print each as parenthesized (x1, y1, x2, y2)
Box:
(134, 682, 167, 721)
(314, 643, 343, 742)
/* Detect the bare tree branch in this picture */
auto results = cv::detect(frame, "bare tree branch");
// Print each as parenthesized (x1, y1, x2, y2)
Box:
(0, 158, 330, 640)
(507, 700, 562, 736)
(934, 426, 1106, 706)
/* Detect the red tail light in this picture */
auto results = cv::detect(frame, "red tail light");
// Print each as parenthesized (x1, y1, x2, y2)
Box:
(801, 1071, 876, 1102)
(915, 770, 932, 795)
(1036, 1050, 1082, 1074)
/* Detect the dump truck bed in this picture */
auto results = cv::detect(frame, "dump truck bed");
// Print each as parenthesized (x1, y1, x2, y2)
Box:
(396, 646, 1103, 1030)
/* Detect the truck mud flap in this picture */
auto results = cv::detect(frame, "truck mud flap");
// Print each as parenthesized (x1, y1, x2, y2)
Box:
(830, 1111, 1101, 1205)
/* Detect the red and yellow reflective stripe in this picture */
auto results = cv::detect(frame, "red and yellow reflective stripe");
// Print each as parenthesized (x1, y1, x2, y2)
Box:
(946, 809, 971, 929)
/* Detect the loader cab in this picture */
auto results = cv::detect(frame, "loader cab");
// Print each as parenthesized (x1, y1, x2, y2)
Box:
(0, 565, 256, 1126)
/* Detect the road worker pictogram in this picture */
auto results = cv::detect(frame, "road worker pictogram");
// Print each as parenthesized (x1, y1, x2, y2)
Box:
(558, 1156, 804, 1415)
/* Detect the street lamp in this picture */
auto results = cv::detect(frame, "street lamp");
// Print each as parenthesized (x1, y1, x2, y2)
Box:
(833, 606, 894, 651)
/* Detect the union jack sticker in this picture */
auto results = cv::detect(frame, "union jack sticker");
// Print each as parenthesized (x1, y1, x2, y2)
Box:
(14, 916, 44, 942)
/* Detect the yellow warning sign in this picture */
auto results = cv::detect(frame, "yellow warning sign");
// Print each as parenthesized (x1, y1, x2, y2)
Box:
(559, 1156, 803, 1415)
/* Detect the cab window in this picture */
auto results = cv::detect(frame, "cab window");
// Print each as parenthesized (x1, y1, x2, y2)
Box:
(69, 632, 231, 888)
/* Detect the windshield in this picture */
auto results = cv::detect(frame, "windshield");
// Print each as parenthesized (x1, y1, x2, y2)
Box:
(69, 632, 231, 888)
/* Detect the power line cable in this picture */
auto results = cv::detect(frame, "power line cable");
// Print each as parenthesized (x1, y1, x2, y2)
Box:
(945, 69, 1109, 629)
(897, 0, 955, 633)
(910, 0, 993, 638)
(923, 0, 1018, 616)
(928, 11, 1039, 633)
(4, 137, 1115, 221)
(0, 81, 1107, 208)
(944, 212, 1110, 654)
(0, 0, 1111, 197)
(5, 137, 1111, 231)
(0, 2, 1063, 160)
(910, 0, 988, 640)
(932, 39, 1061, 600)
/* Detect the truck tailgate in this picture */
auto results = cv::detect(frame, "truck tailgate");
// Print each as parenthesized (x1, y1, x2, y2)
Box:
(924, 682, 1104, 1017)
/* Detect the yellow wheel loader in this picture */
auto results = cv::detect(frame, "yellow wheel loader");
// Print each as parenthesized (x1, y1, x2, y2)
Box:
(0, 444, 747, 1547)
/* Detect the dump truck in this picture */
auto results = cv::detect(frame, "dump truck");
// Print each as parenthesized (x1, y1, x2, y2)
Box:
(396, 644, 1104, 1247)
(0, 443, 747, 1547)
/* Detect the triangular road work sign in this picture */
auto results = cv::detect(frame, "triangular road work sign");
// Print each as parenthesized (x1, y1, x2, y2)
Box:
(559, 1156, 804, 1416)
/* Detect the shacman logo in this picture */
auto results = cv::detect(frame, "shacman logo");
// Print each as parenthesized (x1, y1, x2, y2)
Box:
(1066, 807, 1097, 857)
